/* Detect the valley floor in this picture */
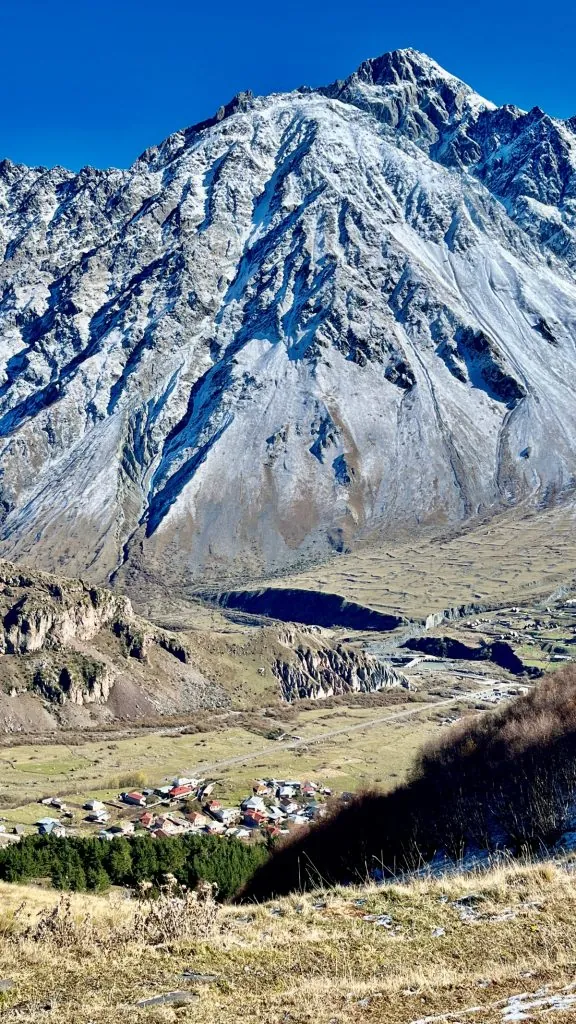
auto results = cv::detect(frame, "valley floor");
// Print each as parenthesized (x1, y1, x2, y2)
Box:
(2, 861, 576, 1022)
(0, 673, 512, 832)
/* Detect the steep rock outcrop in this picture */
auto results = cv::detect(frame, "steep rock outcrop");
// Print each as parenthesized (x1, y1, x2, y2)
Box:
(273, 626, 409, 701)
(0, 559, 229, 727)
(1, 584, 129, 655)
(29, 655, 115, 705)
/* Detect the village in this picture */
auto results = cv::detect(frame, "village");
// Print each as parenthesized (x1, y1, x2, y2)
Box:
(0, 774, 338, 847)
(371, 594, 576, 684)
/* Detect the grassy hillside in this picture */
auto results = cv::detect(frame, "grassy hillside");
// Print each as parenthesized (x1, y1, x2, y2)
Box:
(1, 862, 576, 1022)
(0, 692, 451, 828)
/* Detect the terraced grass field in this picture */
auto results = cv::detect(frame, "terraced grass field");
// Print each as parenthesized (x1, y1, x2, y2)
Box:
(264, 502, 576, 619)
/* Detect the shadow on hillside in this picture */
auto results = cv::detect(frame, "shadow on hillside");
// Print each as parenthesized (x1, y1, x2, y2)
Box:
(238, 666, 576, 901)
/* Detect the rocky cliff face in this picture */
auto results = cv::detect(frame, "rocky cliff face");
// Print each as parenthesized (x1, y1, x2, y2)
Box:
(0, 50, 575, 586)
(0, 560, 228, 729)
(0, 571, 129, 655)
(272, 626, 409, 702)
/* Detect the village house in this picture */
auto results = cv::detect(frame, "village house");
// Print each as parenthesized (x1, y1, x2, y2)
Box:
(139, 811, 154, 828)
(304, 802, 326, 821)
(225, 826, 252, 840)
(243, 809, 267, 829)
(252, 780, 271, 796)
(210, 806, 240, 826)
(40, 796, 67, 810)
(107, 821, 135, 836)
(266, 806, 286, 823)
(172, 777, 201, 789)
(301, 781, 318, 798)
(84, 799, 105, 813)
(168, 816, 190, 832)
(152, 816, 178, 836)
(121, 791, 146, 807)
(187, 811, 210, 829)
(159, 813, 191, 833)
(278, 785, 297, 800)
(205, 799, 223, 817)
(168, 783, 194, 799)
(241, 795, 267, 814)
(204, 820, 226, 835)
(86, 810, 110, 824)
(36, 817, 66, 837)
(279, 797, 299, 814)
(286, 813, 309, 828)
(198, 782, 215, 800)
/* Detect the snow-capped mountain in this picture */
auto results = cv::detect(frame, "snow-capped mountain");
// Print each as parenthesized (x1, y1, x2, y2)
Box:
(0, 48, 575, 588)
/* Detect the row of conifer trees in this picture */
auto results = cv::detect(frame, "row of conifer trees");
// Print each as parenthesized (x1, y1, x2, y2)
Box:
(0, 832, 269, 899)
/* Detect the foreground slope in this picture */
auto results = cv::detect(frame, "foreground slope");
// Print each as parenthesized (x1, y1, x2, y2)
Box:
(0, 51, 575, 586)
(2, 864, 576, 1023)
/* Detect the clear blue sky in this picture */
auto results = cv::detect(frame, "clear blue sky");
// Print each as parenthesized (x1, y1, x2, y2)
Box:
(2, 0, 575, 170)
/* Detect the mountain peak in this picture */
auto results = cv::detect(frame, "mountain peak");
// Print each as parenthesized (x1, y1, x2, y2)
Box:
(350, 47, 496, 112)
(359, 47, 460, 83)
(317, 47, 497, 140)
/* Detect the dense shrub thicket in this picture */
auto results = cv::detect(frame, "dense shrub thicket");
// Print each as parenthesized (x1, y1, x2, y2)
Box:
(0, 832, 269, 900)
(239, 667, 576, 900)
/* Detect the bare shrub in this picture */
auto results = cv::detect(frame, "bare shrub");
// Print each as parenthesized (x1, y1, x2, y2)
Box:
(24, 895, 99, 948)
(135, 876, 219, 944)
(20, 877, 219, 950)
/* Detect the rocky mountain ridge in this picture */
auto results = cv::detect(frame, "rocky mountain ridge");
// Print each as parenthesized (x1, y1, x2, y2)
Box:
(0, 50, 575, 587)
(0, 559, 406, 731)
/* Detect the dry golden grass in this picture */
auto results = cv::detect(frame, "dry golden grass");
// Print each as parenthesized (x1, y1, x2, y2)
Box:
(2, 861, 576, 1023)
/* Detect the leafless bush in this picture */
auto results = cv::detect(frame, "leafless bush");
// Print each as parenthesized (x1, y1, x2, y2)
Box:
(24, 895, 99, 948)
(20, 877, 219, 950)
(135, 876, 219, 944)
